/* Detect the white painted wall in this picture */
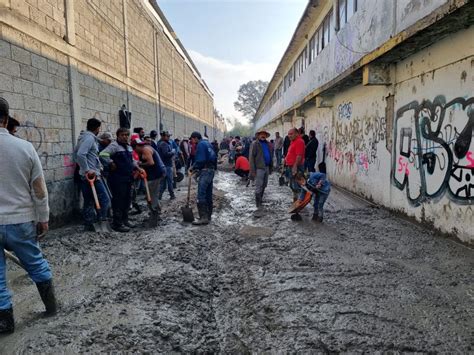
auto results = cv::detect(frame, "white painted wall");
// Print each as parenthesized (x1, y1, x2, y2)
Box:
(256, 0, 452, 129)
(264, 25, 474, 243)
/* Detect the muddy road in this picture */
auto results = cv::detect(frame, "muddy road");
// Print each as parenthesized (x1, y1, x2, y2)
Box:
(1, 171, 473, 353)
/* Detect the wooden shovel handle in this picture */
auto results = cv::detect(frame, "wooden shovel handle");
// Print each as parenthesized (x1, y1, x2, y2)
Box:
(140, 170, 152, 203)
(186, 173, 192, 205)
(87, 175, 101, 210)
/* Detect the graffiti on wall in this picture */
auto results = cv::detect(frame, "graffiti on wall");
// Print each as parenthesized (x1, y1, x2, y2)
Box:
(338, 102, 353, 120)
(392, 96, 474, 206)
(329, 113, 387, 176)
(15, 120, 76, 179)
(16, 120, 43, 151)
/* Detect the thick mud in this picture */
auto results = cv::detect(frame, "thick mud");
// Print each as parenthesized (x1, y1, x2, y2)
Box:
(1, 171, 473, 353)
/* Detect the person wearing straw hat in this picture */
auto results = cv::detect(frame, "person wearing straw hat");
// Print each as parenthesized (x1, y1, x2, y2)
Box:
(249, 129, 273, 208)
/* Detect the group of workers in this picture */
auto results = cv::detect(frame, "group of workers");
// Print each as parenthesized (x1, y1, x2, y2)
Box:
(0, 90, 330, 335)
(0, 95, 218, 334)
(233, 127, 331, 222)
(75, 118, 218, 231)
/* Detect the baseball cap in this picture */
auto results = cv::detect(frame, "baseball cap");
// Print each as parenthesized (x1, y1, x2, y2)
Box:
(99, 132, 113, 140)
(131, 137, 146, 146)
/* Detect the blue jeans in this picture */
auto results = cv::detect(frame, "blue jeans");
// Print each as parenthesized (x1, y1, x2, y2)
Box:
(159, 166, 175, 197)
(313, 192, 329, 218)
(197, 169, 215, 209)
(0, 222, 52, 309)
(285, 166, 304, 196)
(80, 177, 110, 225)
(275, 149, 283, 167)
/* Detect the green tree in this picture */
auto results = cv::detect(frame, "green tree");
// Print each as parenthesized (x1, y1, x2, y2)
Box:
(227, 119, 253, 138)
(234, 80, 268, 122)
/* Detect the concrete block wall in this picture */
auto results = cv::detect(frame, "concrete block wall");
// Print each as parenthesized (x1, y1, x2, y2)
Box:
(0, 35, 76, 224)
(0, 0, 220, 225)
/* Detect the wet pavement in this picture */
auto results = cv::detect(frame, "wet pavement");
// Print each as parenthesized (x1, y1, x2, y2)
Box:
(1, 171, 473, 353)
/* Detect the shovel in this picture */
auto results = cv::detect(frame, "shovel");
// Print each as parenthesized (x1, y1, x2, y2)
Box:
(140, 170, 162, 228)
(4, 250, 25, 270)
(139, 170, 156, 212)
(181, 174, 194, 222)
(86, 174, 113, 232)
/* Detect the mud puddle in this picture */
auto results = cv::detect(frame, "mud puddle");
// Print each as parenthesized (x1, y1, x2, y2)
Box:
(1, 171, 473, 353)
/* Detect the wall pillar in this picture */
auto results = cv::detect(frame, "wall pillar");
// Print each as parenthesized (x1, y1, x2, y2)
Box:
(65, 0, 76, 46)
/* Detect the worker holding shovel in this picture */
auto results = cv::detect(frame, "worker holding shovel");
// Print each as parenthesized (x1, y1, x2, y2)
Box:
(0, 97, 57, 334)
(131, 138, 166, 227)
(100, 128, 143, 232)
(295, 172, 331, 222)
(74, 118, 111, 232)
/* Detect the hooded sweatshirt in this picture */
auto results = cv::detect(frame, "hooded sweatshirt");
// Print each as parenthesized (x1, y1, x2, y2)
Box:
(74, 130, 102, 177)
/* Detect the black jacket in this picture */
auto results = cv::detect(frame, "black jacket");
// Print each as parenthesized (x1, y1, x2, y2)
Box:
(305, 137, 319, 160)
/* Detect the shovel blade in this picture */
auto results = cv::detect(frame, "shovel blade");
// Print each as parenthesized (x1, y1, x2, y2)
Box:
(181, 206, 194, 223)
(93, 220, 113, 233)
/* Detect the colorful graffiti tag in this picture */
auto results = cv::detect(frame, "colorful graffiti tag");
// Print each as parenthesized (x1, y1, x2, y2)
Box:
(392, 96, 474, 206)
(330, 114, 386, 176)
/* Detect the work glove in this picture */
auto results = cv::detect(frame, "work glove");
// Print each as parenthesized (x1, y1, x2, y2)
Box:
(171, 148, 176, 155)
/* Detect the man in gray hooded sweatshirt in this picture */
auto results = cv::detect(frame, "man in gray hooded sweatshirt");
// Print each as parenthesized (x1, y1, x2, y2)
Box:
(74, 118, 110, 231)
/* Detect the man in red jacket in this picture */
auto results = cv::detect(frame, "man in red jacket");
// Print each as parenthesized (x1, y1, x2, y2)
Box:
(284, 128, 305, 201)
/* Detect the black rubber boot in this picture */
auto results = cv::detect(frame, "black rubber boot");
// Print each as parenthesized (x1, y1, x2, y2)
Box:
(131, 203, 142, 215)
(208, 204, 213, 221)
(193, 203, 209, 225)
(312, 214, 320, 222)
(255, 194, 262, 208)
(36, 280, 58, 316)
(123, 220, 135, 229)
(123, 211, 135, 228)
(0, 307, 14, 334)
(112, 224, 130, 233)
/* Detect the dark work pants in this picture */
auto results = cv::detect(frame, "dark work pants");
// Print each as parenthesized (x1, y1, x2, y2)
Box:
(235, 169, 249, 178)
(159, 166, 175, 198)
(80, 177, 110, 225)
(109, 179, 132, 226)
(305, 158, 316, 173)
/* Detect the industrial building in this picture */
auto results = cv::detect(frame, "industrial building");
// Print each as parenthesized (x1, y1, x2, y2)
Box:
(254, 0, 474, 243)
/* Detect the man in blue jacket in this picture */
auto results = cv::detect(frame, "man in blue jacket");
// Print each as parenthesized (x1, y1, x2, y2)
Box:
(296, 172, 331, 222)
(100, 128, 140, 232)
(157, 131, 176, 200)
(189, 131, 217, 225)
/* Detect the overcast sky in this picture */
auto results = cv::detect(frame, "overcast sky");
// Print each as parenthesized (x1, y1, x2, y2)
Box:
(158, 0, 308, 123)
